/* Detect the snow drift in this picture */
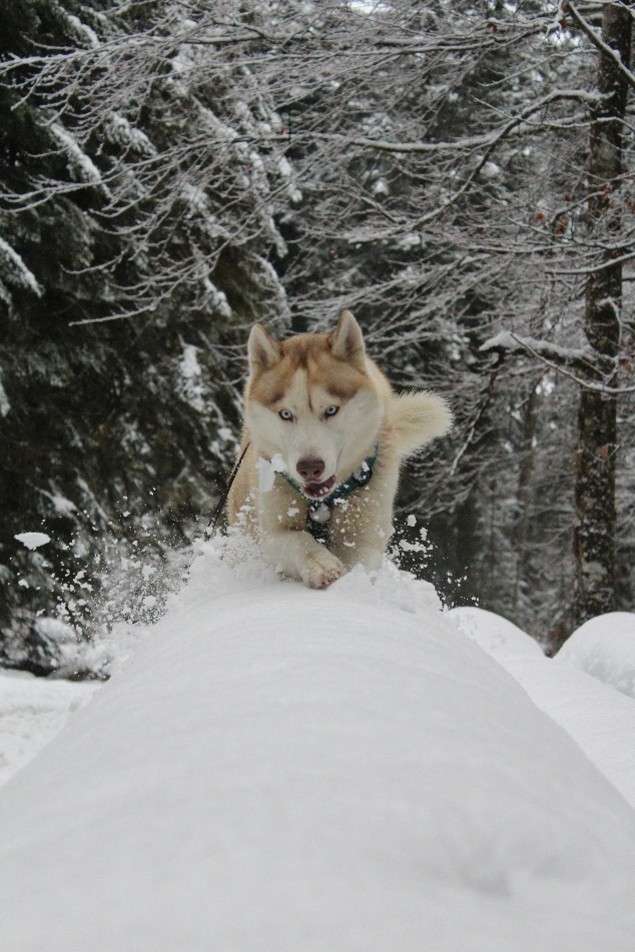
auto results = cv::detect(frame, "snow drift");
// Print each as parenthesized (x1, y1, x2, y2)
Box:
(556, 611, 635, 699)
(0, 669, 95, 787)
(449, 606, 635, 809)
(1, 542, 635, 952)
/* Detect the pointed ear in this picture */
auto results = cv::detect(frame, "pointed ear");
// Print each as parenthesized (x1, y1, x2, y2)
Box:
(248, 324, 281, 374)
(329, 309, 365, 370)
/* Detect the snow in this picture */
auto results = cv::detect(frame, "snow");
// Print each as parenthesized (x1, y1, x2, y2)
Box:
(1, 544, 635, 952)
(447, 606, 543, 659)
(479, 330, 589, 363)
(181, 181, 210, 215)
(31, 616, 92, 676)
(480, 160, 502, 179)
(62, 12, 99, 49)
(39, 488, 77, 516)
(0, 371, 10, 416)
(555, 612, 635, 699)
(256, 453, 286, 492)
(105, 113, 156, 156)
(372, 177, 389, 196)
(14, 531, 51, 550)
(178, 343, 205, 412)
(50, 123, 108, 192)
(448, 607, 635, 808)
(202, 278, 232, 317)
(277, 155, 303, 203)
(0, 670, 96, 786)
(0, 236, 42, 297)
(395, 232, 421, 250)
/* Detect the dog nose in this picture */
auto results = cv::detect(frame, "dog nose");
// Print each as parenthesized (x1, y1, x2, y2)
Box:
(297, 457, 325, 481)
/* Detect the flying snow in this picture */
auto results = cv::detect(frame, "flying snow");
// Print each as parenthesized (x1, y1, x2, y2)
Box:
(1, 542, 635, 952)
(14, 532, 51, 551)
(256, 453, 287, 492)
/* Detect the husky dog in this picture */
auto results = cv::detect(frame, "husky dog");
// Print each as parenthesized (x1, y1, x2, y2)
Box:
(227, 310, 452, 589)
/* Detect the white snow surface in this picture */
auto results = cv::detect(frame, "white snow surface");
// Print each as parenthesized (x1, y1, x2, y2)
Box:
(447, 605, 543, 659)
(1, 545, 635, 952)
(0, 670, 96, 786)
(448, 607, 635, 809)
(556, 612, 635, 699)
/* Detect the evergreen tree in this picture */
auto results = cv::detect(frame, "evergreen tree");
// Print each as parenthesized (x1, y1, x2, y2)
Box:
(0, 0, 292, 674)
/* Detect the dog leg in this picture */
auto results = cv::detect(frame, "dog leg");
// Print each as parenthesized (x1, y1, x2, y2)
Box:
(262, 530, 345, 589)
(330, 510, 390, 570)
(330, 533, 387, 574)
(256, 477, 346, 589)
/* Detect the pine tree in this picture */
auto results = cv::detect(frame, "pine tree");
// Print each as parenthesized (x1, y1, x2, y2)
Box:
(0, 0, 292, 674)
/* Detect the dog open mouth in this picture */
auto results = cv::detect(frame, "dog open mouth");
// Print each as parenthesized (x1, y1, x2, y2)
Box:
(302, 475, 336, 500)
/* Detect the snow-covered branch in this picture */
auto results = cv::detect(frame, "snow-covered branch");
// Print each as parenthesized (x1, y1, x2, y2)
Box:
(480, 331, 635, 394)
(567, 2, 635, 92)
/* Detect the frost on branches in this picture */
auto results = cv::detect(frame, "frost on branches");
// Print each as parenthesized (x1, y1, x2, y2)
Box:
(1, 0, 634, 668)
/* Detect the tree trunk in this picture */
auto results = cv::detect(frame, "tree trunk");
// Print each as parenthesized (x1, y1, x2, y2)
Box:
(572, 3, 631, 632)
(512, 381, 539, 621)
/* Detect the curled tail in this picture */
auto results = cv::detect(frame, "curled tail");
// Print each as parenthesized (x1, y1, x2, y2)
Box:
(387, 391, 453, 458)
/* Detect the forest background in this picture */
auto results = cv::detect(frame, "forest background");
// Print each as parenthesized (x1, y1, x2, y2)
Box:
(1, 0, 633, 677)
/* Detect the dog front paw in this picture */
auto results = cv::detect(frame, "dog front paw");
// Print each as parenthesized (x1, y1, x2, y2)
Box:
(301, 549, 345, 589)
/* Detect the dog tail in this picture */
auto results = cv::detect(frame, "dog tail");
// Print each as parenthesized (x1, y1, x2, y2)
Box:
(387, 391, 453, 458)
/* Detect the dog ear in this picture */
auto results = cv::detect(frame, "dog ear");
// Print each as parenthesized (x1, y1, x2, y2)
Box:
(329, 309, 365, 370)
(248, 324, 281, 373)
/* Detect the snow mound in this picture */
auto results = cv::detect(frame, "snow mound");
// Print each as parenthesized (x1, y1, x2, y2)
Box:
(447, 609, 635, 809)
(447, 605, 543, 659)
(1, 542, 634, 952)
(556, 612, 635, 700)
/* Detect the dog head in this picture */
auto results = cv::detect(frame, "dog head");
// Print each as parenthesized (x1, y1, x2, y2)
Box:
(245, 310, 385, 499)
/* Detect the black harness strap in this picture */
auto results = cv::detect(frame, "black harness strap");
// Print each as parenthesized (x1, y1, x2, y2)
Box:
(206, 443, 378, 541)
(284, 446, 378, 542)
(206, 442, 251, 536)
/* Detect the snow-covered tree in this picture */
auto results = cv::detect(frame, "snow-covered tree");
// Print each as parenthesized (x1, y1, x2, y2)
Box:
(0, 0, 293, 673)
(2, 0, 633, 664)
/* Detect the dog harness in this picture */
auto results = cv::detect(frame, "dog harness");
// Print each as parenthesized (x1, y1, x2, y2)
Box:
(208, 443, 378, 541)
(283, 446, 378, 540)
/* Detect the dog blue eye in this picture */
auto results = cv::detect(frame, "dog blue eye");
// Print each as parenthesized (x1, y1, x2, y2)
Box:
(324, 405, 339, 418)
(279, 409, 294, 421)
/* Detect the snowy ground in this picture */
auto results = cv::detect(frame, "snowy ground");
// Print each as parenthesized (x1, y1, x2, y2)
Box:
(0, 669, 96, 787)
(555, 612, 635, 699)
(1, 541, 634, 950)
(449, 607, 635, 808)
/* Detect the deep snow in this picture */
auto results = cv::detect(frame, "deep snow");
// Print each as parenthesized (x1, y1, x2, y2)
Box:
(449, 606, 635, 808)
(556, 611, 635, 699)
(1, 542, 635, 952)
(0, 669, 95, 786)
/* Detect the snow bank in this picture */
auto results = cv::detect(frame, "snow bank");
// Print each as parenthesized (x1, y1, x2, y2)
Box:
(1, 545, 635, 952)
(556, 612, 635, 699)
(448, 607, 635, 808)
(447, 605, 543, 659)
(0, 670, 95, 786)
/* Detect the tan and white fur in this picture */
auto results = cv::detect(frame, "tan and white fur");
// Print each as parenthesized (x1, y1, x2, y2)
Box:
(227, 310, 452, 589)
